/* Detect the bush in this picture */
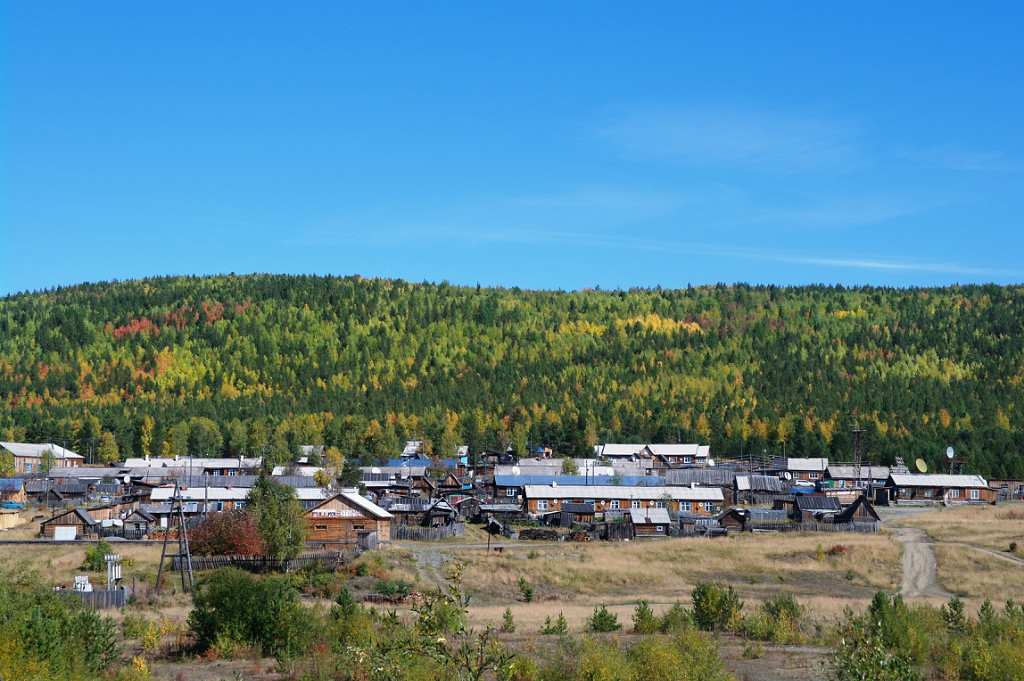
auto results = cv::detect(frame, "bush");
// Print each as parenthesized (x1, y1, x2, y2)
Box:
(83, 539, 113, 572)
(659, 601, 693, 634)
(375, 578, 413, 598)
(518, 577, 534, 603)
(541, 612, 568, 635)
(188, 567, 315, 659)
(501, 607, 516, 633)
(588, 605, 622, 633)
(633, 599, 658, 634)
(691, 581, 743, 632)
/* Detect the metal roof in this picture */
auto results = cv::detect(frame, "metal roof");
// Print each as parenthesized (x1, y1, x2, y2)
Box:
(770, 457, 829, 472)
(664, 468, 736, 486)
(523, 484, 723, 501)
(0, 442, 83, 459)
(794, 495, 843, 512)
(889, 473, 989, 488)
(735, 475, 783, 493)
(495, 474, 664, 487)
(629, 507, 672, 524)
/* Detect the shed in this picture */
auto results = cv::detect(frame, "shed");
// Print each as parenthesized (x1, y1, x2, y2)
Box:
(306, 492, 392, 545)
(629, 507, 671, 537)
(40, 507, 98, 538)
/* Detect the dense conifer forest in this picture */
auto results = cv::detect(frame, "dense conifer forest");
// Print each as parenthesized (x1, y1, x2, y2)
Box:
(1, 275, 1021, 477)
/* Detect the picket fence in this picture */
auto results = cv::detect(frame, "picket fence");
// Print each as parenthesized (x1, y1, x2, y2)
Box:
(391, 522, 466, 541)
(64, 588, 131, 609)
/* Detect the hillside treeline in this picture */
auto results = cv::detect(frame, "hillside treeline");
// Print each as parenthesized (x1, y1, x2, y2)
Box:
(1, 275, 1022, 477)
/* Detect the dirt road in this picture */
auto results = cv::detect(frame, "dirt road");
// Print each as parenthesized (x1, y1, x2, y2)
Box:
(890, 526, 952, 599)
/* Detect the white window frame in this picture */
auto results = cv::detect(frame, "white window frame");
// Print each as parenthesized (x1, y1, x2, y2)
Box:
(948, 489, 959, 498)
(506, 488, 517, 497)
(809, 472, 820, 480)
(609, 500, 620, 510)
(970, 489, 979, 500)
(536, 500, 548, 511)
(655, 500, 666, 508)
(631, 500, 641, 509)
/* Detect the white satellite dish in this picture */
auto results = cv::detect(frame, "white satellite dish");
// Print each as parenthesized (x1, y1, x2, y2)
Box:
(511, 466, 521, 476)
(123, 475, 130, 484)
(706, 458, 715, 467)
(783, 472, 792, 480)
(946, 447, 955, 460)
(371, 467, 381, 474)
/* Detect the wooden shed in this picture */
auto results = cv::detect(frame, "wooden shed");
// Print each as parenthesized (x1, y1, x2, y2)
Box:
(40, 507, 98, 539)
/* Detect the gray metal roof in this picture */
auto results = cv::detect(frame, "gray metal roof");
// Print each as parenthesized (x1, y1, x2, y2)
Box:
(629, 507, 671, 524)
(889, 473, 989, 488)
(664, 468, 736, 486)
(794, 495, 842, 512)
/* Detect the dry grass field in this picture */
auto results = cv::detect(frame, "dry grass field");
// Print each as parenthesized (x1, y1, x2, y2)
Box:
(888, 502, 1024, 551)
(437, 531, 902, 630)
(932, 544, 1024, 603)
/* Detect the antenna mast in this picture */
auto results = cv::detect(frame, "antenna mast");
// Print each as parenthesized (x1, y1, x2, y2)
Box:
(851, 409, 865, 489)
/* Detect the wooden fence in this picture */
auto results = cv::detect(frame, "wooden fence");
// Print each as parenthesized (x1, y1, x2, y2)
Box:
(745, 521, 880, 533)
(391, 522, 466, 541)
(172, 550, 354, 572)
(64, 588, 131, 609)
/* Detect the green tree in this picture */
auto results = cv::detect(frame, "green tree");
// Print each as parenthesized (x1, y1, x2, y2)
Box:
(97, 432, 120, 465)
(39, 447, 56, 474)
(561, 457, 579, 475)
(0, 448, 14, 477)
(247, 474, 308, 564)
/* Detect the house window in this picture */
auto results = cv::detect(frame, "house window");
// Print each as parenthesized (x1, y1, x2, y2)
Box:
(315, 524, 328, 531)
(809, 472, 820, 480)
(631, 500, 641, 509)
(970, 489, 979, 500)
(609, 500, 619, 510)
(25, 463, 32, 474)
(655, 500, 666, 508)
(924, 490, 934, 497)
(656, 526, 663, 532)
(683, 456, 692, 464)
(537, 500, 548, 511)
(948, 489, 959, 498)
(506, 488, 517, 497)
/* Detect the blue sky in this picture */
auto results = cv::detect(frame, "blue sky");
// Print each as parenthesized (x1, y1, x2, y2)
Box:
(2, 3, 1022, 295)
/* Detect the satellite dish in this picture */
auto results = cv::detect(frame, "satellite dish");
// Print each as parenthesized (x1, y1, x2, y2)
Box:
(511, 466, 521, 476)
(782, 472, 792, 480)
(707, 458, 716, 467)
(915, 458, 928, 473)
(946, 447, 955, 460)
(371, 467, 381, 474)
(123, 475, 130, 484)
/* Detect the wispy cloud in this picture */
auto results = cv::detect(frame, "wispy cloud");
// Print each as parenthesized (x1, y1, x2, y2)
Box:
(599, 105, 863, 173)
(897, 145, 1024, 172)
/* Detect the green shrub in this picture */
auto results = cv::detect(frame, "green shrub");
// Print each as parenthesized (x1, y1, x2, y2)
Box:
(83, 539, 113, 572)
(691, 581, 743, 632)
(659, 601, 693, 634)
(518, 577, 534, 603)
(632, 599, 657, 634)
(588, 605, 621, 633)
(501, 607, 516, 633)
(121, 612, 150, 639)
(375, 578, 413, 598)
(541, 612, 569, 635)
(188, 567, 315, 659)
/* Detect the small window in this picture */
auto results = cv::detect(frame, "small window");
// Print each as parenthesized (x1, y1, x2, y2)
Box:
(809, 472, 820, 480)
(315, 524, 328, 531)
(948, 489, 959, 498)
(506, 488, 517, 497)
(655, 500, 666, 508)
(656, 526, 663, 532)
(609, 500, 620, 510)
(970, 489, 979, 500)
(683, 456, 692, 464)
(631, 500, 641, 509)
(25, 463, 33, 474)
(537, 500, 548, 511)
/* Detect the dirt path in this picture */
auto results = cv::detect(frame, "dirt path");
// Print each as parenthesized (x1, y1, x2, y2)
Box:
(890, 526, 952, 599)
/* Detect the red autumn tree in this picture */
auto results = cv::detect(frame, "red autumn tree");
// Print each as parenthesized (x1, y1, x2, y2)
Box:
(189, 510, 265, 556)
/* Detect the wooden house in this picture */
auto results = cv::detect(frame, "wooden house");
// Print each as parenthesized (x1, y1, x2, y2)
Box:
(718, 508, 789, 532)
(883, 474, 996, 505)
(629, 507, 671, 537)
(765, 457, 829, 484)
(0, 479, 26, 506)
(40, 507, 99, 539)
(0, 442, 84, 475)
(306, 492, 392, 546)
(833, 496, 881, 528)
(784, 495, 842, 522)
(124, 508, 156, 536)
(643, 444, 711, 469)
(665, 468, 736, 505)
(522, 484, 723, 516)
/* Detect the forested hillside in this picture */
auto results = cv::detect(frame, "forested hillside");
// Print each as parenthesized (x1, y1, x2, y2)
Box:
(1, 275, 1022, 477)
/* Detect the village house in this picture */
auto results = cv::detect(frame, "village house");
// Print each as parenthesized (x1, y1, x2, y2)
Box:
(494, 473, 663, 502)
(765, 457, 829, 484)
(629, 506, 672, 537)
(306, 491, 392, 548)
(664, 468, 736, 505)
(522, 484, 723, 516)
(643, 444, 712, 468)
(718, 507, 790, 532)
(824, 464, 891, 489)
(1, 442, 84, 475)
(0, 479, 26, 506)
(733, 474, 786, 504)
(883, 473, 996, 505)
